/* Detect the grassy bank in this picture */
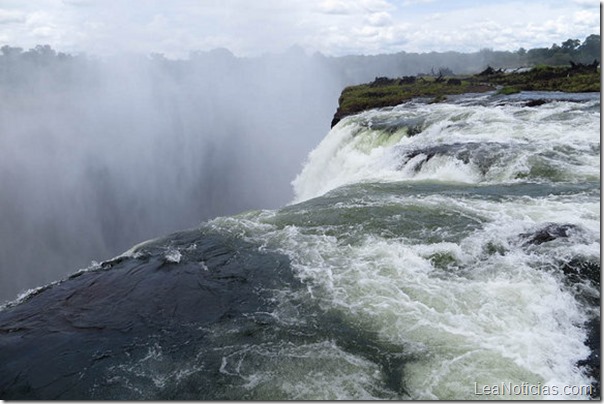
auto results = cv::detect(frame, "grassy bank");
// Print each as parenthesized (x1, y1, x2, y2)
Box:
(331, 63, 600, 127)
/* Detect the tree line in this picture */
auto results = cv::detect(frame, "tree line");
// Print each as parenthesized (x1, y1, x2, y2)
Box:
(480, 34, 600, 69)
(0, 34, 599, 84)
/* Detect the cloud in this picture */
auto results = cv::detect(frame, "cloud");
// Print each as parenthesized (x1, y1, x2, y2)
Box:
(0, 0, 599, 57)
(401, 0, 435, 6)
(391, 1, 600, 53)
(317, 0, 394, 15)
(366, 11, 393, 26)
(318, 0, 357, 14)
(573, 9, 599, 26)
(25, 11, 60, 39)
(359, 0, 396, 12)
(0, 9, 26, 24)
(62, 0, 95, 7)
(571, 0, 598, 8)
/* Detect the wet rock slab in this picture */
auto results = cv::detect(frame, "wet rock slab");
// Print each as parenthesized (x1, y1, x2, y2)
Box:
(0, 230, 294, 399)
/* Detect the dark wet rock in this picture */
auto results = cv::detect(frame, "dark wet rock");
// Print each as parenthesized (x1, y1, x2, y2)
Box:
(369, 76, 396, 87)
(518, 223, 600, 398)
(560, 256, 600, 399)
(577, 317, 600, 399)
(525, 99, 548, 107)
(478, 66, 503, 76)
(397, 142, 507, 175)
(401, 146, 443, 172)
(518, 223, 579, 246)
(0, 228, 415, 399)
(515, 224, 598, 289)
(560, 257, 601, 289)
(447, 78, 462, 85)
(0, 229, 297, 399)
(360, 116, 426, 136)
(399, 76, 416, 84)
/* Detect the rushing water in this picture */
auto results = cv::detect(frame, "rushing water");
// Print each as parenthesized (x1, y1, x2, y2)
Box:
(0, 92, 600, 400)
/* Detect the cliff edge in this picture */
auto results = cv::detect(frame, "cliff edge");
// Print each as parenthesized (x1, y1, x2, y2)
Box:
(331, 62, 601, 127)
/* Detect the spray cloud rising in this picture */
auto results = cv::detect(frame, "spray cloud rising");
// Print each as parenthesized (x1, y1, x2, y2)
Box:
(1, 38, 596, 302)
(0, 46, 345, 301)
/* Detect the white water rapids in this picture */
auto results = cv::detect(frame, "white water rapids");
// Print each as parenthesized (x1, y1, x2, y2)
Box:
(292, 93, 599, 202)
(208, 92, 599, 399)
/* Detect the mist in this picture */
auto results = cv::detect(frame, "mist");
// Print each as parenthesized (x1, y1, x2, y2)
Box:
(0, 46, 348, 302)
(1, 41, 584, 302)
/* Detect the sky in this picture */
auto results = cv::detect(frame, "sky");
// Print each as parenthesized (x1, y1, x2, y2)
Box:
(0, 0, 600, 58)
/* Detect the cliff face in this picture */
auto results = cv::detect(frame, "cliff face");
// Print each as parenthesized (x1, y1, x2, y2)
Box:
(331, 63, 600, 127)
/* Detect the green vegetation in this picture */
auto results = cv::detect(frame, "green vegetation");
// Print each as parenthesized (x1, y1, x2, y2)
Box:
(332, 62, 600, 126)
(521, 34, 600, 66)
(332, 76, 492, 126)
(482, 64, 600, 92)
(467, 34, 600, 71)
(497, 86, 521, 95)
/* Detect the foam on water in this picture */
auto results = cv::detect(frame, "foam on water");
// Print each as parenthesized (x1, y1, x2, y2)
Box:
(292, 97, 600, 202)
(209, 94, 599, 398)
(208, 185, 598, 399)
(216, 340, 393, 400)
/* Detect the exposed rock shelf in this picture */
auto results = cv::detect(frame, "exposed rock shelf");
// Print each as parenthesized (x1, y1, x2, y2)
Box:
(331, 62, 600, 127)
